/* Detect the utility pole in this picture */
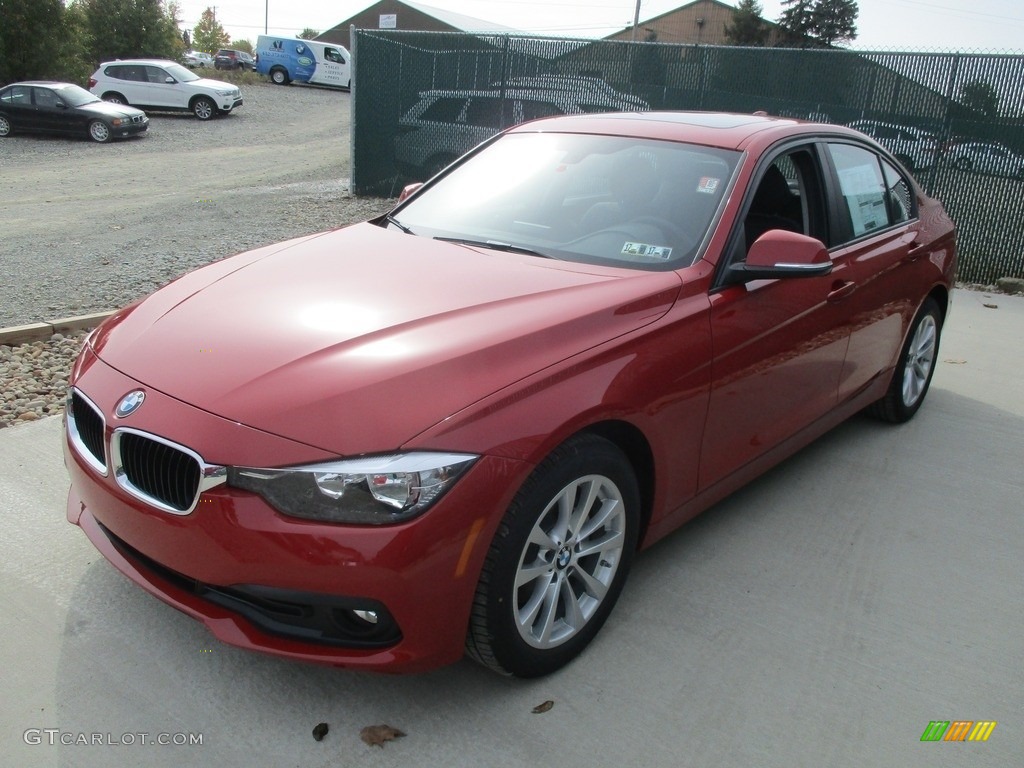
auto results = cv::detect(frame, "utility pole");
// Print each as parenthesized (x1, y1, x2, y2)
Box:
(631, 0, 641, 42)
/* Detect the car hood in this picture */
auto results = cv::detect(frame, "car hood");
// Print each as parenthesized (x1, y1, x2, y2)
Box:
(192, 77, 237, 91)
(90, 223, 682, 455)
(79, 100, 145, 119)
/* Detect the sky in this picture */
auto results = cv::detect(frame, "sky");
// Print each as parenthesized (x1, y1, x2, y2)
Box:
(174, 0, 1024, 53)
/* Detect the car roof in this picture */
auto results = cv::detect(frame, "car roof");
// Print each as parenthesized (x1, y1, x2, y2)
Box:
(4, 80, 78, 88)
(508, 111, 863, 152)
(417, 87, 633, 102)
(99, 59, 178, 66)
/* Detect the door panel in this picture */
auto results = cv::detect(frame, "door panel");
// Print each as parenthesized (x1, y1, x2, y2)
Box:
(702, 277, 847, 488)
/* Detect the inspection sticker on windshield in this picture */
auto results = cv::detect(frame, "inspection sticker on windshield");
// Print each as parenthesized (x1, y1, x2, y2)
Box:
(622, 242, 673, 259)
(697, 177, 720, 194)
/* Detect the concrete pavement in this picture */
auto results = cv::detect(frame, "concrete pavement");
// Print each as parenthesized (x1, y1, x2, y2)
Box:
(1, 288, 1021, 767)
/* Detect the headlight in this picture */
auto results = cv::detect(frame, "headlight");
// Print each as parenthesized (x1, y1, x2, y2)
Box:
(227, 452, 477, 525)
(216, 88, 234, 97)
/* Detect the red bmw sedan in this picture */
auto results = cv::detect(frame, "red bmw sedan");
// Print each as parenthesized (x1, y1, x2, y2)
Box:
(64, 112, 956, 677)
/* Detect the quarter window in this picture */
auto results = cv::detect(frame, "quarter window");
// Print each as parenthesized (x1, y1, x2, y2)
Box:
(882, 159, 912, 225)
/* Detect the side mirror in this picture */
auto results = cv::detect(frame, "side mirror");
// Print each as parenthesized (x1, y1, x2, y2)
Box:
(165, 76, 175, 84)
(397, 183, 423, 203)
(728, 229, 832, 282)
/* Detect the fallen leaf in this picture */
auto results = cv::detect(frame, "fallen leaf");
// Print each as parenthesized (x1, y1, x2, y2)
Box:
(983, 303, 998, 309)
(943, 359, 967, 365)
(360, 724, 405, 748)
(532, 700, 555, 714)
(312, 722, 329, 742)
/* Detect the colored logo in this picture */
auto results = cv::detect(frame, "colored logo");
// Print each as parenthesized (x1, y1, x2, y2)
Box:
(921, 721, 997, 742)
(115, 390, 145, 418)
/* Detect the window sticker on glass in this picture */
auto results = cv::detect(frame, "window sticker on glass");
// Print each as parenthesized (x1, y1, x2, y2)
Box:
(697, 177, 720, 195)
(622, 242, 673, 259)
(838, 165, 886, 236)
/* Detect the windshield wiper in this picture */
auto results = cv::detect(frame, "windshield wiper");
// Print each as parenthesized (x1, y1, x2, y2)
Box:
(434, 237, 551, 259)
(384, 214, 415, 235)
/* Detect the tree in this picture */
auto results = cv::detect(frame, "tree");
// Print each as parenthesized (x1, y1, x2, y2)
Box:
(298, 28, 320, 40)
(78, 0, 184, 62)
(811, 0, 857, 46)
(725, 0, 769, 47)
(191, 7, 230, 53)
(0, 0, 68, 84)
(778, 0, 815, 46)
(960, 79, 999, 118)
(778, 0, 858, 48)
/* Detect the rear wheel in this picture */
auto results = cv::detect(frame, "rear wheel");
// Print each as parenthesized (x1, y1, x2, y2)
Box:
(102, 92, 127, 105)
(192, 97, 216, 120)
(0, 115, 11, 137)
(868, 297, 942, 423)
(270, 68, 289, 85)
(466, 434, 639, 677)
(88, 120, 111, 143)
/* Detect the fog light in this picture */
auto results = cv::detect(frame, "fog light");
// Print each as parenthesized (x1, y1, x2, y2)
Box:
(353, 609, 379, 624)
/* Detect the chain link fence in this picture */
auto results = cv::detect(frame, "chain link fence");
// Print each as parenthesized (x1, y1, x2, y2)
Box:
(351, 30, 1024, 283)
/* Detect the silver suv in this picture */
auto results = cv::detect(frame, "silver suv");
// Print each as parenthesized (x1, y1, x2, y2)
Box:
(846, 119, 939, 172)
(89, 59, 243, 120)
(395, 79, 648, 179)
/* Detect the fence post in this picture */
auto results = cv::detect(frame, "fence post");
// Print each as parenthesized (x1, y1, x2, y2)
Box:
(499, 34, 511, 129)
(349, 25, 358, 196)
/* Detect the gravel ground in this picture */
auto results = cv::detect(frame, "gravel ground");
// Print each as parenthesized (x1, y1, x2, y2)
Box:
(0, 83, 394, 429)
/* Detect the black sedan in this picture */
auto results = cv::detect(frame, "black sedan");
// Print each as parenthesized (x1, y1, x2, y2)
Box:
(0, 81, 148, 143)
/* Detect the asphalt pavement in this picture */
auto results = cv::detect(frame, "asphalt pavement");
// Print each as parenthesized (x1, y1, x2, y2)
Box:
(1, 287, 1021, 767)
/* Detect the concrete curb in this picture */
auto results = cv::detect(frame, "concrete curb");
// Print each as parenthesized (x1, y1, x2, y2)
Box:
(0, 312, 115, 346)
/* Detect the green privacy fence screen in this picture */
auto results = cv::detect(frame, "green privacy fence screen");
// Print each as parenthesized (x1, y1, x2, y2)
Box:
(351, 30, 1024, 284)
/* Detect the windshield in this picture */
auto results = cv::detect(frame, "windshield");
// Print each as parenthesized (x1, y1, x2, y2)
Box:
(58, 84, 101, 107)
(165, 63, 200, 82)
(394, 132, 739, 270)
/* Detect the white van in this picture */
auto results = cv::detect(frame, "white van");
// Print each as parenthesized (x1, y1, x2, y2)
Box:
(255, 36, 351, 89)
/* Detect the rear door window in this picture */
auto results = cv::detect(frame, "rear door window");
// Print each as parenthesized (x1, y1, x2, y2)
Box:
(827, 143, 910, 240)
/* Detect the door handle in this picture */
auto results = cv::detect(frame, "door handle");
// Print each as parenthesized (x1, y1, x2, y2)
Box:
(827, 281, 857, 302)
(901, 231, 926, 262)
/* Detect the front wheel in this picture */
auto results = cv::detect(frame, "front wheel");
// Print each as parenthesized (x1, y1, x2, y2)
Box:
(88, 120, 111, 143)
(868, 296, 942, 423)
(192, 97, 216, 120)
(466, 434, 639, 677)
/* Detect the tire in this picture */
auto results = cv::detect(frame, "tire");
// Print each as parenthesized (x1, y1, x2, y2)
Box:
(270, 68, 289, 85)
(0, 115, 11, 137)
(466, 434, 640, 677)
(88, 120, 111, 143)
(192, 97, 216, 120)
(102, 92, 127, 105)
(868, 297, 942, 423)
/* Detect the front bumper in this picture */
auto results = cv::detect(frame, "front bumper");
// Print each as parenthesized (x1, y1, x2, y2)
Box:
(65, 350, 524, 673)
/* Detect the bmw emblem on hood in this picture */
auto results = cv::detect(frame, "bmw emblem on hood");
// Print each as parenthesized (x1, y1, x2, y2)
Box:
(115, 390, 146, 418)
